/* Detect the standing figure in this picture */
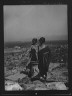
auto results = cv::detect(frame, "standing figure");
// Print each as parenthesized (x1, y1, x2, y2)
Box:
(38, 37, 51, 80)
(26, 38, 38, 77)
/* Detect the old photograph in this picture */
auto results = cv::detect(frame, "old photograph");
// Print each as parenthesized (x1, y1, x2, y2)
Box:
(4, 5, 68, 91)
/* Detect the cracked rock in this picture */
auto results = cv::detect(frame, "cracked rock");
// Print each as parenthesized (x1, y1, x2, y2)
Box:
(46, 82, 67, 90)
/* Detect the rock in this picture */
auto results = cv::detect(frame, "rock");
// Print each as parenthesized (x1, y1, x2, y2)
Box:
(33, 80, 47, 90)
(55, 82, 67, 90)
(5, 81, 23, 91)
(12, 68, 17, 74)
(24, 84, 35, 90)
(49, 63, 60, 71)
(46, 82, 58, 90)
(36, 83, 46, 88)
(5, 80, 15, 85)
(46, 82, 67, 90)
(55, 76, 68, 82)
(35, 87, 47, 90)
(5, 72, 27, 81)
(46, 73, 56, 81)
(32, 65, 39, 77)
(46, 72, 53, 79)
(5, 70, 13, 77)
(33, 80, 44, 85)
(20, 76, 32, 84)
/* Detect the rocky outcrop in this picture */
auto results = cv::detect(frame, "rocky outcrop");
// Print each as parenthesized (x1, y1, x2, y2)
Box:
(46, 82, 68, 90)
(5, 72, 27, 81)
(5, 63, 68, 91)
(5, 80, 23, 91)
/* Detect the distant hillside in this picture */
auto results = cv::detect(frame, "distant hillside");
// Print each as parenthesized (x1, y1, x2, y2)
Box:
(4, 41, 31, 48)
(45, 40, 68, 45)
(4, 40, 68, 48)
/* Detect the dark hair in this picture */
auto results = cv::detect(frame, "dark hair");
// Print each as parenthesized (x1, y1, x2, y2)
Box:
(32, 38, 37, 45)
(39, 37, 45, 45)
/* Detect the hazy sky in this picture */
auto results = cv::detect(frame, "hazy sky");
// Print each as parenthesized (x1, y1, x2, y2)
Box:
(4, 5, 67, 42)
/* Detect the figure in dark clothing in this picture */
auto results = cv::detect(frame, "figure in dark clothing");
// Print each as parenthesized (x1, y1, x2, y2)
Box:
(38, 37, 51, 80)
(26, 38, 38, 77)
(29, 46, 37, 61)
(38, 46, 51, 78)
(20, 38, 38, 78)
(31, 37, 51, 81)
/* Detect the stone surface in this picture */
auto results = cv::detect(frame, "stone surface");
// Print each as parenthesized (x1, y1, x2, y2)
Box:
(55, 82, 67, 90)
(5, 81, 23, 91)
(19, 76, 32, 84)
(46, 82, 67, 90)
(5, 72, 27, 81)
(32, 65, 39, 77)
(5, 62, 68, 90)
(47, 64, 68, 83)
(49, 63, 60, 71)
(24, 84, 35, 90)
(12, 68, 18, 74)
(35, 87, 47, 90)
(33, 80, 44, 85)
(35, 83, 46, 89)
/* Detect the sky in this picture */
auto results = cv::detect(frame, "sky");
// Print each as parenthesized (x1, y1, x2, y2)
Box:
(4, 5, 68, 42)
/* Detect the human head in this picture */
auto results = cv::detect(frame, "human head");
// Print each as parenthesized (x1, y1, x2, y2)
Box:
(32, 38, 37, 45)
(39, 37, 45, 46)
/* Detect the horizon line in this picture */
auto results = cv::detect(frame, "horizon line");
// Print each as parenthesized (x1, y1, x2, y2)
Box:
(4, 39, 68, 43)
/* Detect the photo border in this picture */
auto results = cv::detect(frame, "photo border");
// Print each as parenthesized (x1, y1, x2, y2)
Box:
(0, 0, 72, 96)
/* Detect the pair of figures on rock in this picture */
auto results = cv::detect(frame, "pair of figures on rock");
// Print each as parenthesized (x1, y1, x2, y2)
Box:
(22, 37, 51, 81)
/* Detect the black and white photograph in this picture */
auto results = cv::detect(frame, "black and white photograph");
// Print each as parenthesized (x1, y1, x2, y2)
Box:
(4, 5, 68, 91)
